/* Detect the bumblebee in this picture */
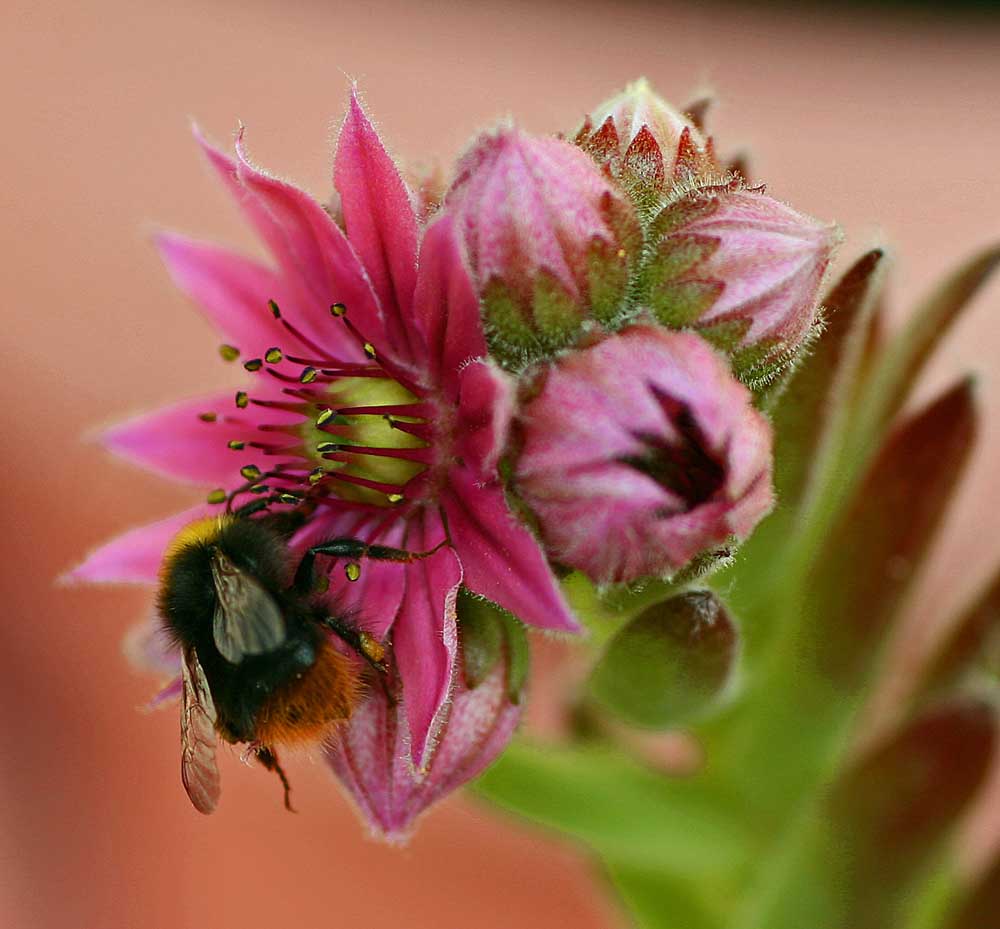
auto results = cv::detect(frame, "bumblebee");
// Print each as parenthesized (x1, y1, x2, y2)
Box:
(158, 506, 425, 814)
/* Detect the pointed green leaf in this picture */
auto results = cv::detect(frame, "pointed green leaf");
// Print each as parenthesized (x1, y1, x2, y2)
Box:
(709, 252, 888, 655)
(589, 591, 738, 728)
(850, 244, 999, 457)
(919, 568, 1000, 699)
(774, 249, 887, 507)
(475, 740, 749, 874)
(945, 856, 1000, 929)
(807, 379, 977, 683)
(828, 698, 996, 929)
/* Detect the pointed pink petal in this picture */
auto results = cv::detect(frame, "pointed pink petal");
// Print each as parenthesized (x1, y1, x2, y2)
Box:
(456, 360, 514, 477)
(233, 134, 387, 354)
(400, 657, 521, 818)
(443, 468, 580, 633)
(327, 651, 520, 840)
(146, 676, 183, 711)
(392, 510, 461, 770)
(335, 91, 419, 362)
(66, 504, 214, 584)
(412, 214, 486, 387)
(155, 234, 299, 358)
(123, 615, 182, 676)
(102, 391, 303, 486)
(194, 126, 379, 359)
(327, 674, 403, 836)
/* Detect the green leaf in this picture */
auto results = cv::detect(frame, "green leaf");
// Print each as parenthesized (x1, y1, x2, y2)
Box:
(709, 251, 887, 656)
(828, 697, 997, 929)
(774, 248, 887, 509)
(945, 856, 1000, 929)
(805, 378, 977, 685)
(845, 244, 999, 475)
(475, 739, 749, 874)
(606, 861, 726, 929)
(918, 567, 1000, 700)
(589, 591, 738, 728)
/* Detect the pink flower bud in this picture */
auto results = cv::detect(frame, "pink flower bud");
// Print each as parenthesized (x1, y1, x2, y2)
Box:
(514, 326, 774, 585)
(445, 125, 641, 367)
(326, 595, 527, 840)
(642, 186, 839, 379)
(574, 78, 717, 196)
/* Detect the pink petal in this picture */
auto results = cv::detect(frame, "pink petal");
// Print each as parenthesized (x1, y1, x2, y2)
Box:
(102, 391, 303, 486)
(66, 503, 214, 585)
(146, 676, 183, 711)
(335, 90, 419, 363)
(291, 509, 407, 642)
(155, 234, 299, 358)
(391, 510, 461, 770)
(412, 214, 486, 387)
(123, 615, 182, 676)
(443, 467, 580, 633)
(456, 360, 514, 477)
(194, 126, 379, 359)
(328, 652, 520, 840)
(233, 133, 387, 355)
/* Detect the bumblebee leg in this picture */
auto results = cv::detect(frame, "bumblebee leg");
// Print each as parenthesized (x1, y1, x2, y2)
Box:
(294, 537, 447, 592)
(319, 615, 387, 673)
(256, 747, 296, 813)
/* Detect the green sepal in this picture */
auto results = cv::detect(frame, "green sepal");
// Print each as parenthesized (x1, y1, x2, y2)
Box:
(456, 589, 530, 703)
(532, 268, 583, 346)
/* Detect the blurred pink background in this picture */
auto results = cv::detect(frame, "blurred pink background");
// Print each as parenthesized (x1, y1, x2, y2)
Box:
(2, 1, 999, 927)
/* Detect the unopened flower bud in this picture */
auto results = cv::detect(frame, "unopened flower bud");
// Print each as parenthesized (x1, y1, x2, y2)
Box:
(326, 593, 527, 840)
(514, 326, 774, 585)
(574, 78, 718, 201)
(641, 186, 838, 381)
(446, 126, 641, 368)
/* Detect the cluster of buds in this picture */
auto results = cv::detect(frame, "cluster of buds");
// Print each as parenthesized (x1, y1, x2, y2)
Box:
(441, 78, 836, 585)
(75, 80, 838, 837)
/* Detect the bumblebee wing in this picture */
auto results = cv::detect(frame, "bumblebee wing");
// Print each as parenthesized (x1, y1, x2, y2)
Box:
(210, 550, 287, 664)
(181, 647, 221, 814)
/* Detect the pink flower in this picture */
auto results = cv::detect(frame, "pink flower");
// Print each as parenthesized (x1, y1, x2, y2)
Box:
(574, 78, 717, 196)
(513, 325, 774, 585)
(328, 594, 526, 839)
(71, 90, 578, 780)
(642, 185, 838, 379)
(445, 126, 640, 366)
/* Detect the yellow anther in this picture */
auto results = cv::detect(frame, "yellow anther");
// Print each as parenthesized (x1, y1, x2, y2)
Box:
(330, 302, 347, 317)
(300, 367, 319, 384)
(198, 412, 217, 423)
(345, 563, 361, 582)
(363, 342, 377, 359)
(386, 493, 404, 504)
(228, 440, 245, 451)
(240, 464, 262, 481)
(243, 358, 263, 372)
(264, 347, 283, 364)
(219, 344, 240, 362)
(235, 391, 249, 409)
(207, 488, 227, 504)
